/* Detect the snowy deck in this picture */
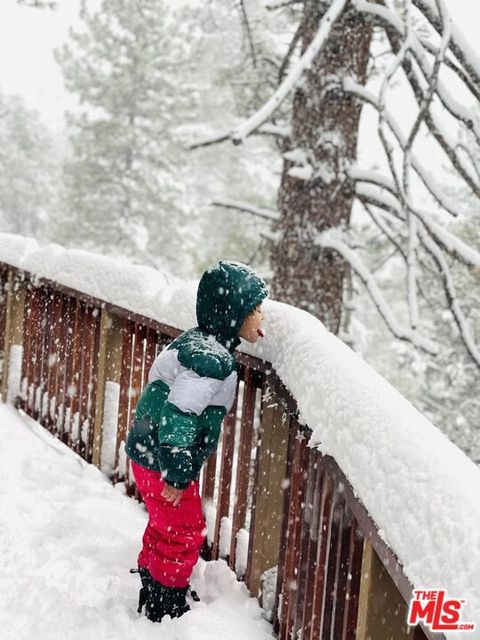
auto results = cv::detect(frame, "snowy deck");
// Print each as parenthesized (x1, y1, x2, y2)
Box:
(1, 237, 480, 639)
(0, 403, 274, 640)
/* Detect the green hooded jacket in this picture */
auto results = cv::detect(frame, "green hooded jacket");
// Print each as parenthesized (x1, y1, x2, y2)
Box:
(125, 260, 268, 489)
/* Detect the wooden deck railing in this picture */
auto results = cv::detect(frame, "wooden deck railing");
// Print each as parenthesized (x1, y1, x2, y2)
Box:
(0, 264, 441, 640)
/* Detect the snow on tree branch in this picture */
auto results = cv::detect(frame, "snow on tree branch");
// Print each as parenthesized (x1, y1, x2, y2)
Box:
(402, 0, 451, 203)
(355, 182, 480, 368)
(344, 79, 459, 218)
(315, 228, 439, 355)
(187, 123, 290, 151)
(17, 0, 56, 7)
(210, 0, 480, 368)
(353, 0, 480, 143)
(211, 199, 280, 222)
(360, 200, 408, 262)
(419, 227, 480, 368)
(375, 0, 420, 329)
(355, 181, 480, 269)
(230, 0, 348, 143)
(412, 0, 480, 85)
(263, 0, 299, 9)
(419, 38, 480, 103)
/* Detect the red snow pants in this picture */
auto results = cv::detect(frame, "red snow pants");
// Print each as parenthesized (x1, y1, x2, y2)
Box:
(131, 461, 206, 588)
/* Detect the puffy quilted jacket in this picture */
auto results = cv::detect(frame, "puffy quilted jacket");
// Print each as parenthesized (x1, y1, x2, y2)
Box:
(125, 260, 268, 489)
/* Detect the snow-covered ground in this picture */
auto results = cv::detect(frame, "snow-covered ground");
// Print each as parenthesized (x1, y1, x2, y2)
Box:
(0, 403, 274, 640)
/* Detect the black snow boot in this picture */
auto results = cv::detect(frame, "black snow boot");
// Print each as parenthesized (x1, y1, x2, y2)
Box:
(187, 585, 201, 602)
(129, 565, 154, 614)
(145, 580, 190, 622)
(131, 567, 195, 622)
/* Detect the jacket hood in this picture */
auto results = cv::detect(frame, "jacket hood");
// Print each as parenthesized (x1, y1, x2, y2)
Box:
(196, 260, 269, 352)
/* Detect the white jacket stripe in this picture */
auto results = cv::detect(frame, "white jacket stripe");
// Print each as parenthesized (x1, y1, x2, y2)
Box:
(149, 348, 237, 415)
(167, 368, 223, 416)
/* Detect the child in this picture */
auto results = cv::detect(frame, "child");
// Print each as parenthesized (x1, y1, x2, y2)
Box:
(125, 259, 268, 623)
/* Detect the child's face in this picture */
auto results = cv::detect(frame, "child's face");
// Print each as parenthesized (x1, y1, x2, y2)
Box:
(238, 304, 264, 343)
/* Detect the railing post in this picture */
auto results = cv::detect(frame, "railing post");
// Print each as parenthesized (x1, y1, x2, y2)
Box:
(246, 374, 290, 600)
(1, 270, 26, 404)
(356, 538, 414, 640)
(91, 309, 124, 472)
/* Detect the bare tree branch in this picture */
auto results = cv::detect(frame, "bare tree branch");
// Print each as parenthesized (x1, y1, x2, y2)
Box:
(358, 199, 444, 312)
(403, 0, 451, 199)
(402, 0, 451, 327)
(187, 131, 230, 150)
(456, 144, 480, 184)
(238, 0, 257, 68)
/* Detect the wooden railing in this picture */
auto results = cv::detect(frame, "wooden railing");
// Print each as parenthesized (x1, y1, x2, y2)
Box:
(0, 264, 441, 640)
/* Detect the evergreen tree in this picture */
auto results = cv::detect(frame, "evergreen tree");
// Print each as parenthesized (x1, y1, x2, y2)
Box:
(0, 90, 60, 240)
(54, 0, 198, 277)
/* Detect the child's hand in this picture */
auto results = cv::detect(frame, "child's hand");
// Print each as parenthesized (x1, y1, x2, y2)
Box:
(161, 483, 184, 506)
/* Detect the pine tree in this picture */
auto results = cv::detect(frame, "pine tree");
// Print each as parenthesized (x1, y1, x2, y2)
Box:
(0, 91, 60, 240)
(54, 0, 198, 276)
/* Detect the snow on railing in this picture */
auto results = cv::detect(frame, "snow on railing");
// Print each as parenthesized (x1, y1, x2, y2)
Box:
(0, 234, 478, 638)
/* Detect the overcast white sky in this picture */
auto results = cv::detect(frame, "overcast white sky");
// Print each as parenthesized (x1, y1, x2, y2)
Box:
(0, 0, 478, 132)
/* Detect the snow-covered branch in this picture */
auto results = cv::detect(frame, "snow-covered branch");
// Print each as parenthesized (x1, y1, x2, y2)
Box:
(360, 199, 407, 260)
(403, 0, 451, 201)
(277, 21, 302, 84)
(412, 0, 480, 86)
(17, 0, 56, 7)
(211, 199, 280, 222)
(355, 182, 480, 367)
(376, 0, 420, 329)
(355, 180, 480, 269)
(264, 0, 300, 9)
(353, 0, 480, 142)
(315, 229, 439, 355)
(419, 227, 480, 368)
(419, 38, 480, 103)
(377, 3, 418, 327)
(358, 199, 436, 311)
(400, 56, 480, 195)
(187, 123, 290, 150)
(230, 0, 348, 143)
(344, 79, 459, 217)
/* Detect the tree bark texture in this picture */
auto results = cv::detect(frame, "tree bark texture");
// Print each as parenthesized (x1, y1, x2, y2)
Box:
(270, 1, 372, 333)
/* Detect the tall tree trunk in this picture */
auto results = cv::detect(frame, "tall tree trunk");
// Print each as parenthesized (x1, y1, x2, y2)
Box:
(270, 1, 372, 333)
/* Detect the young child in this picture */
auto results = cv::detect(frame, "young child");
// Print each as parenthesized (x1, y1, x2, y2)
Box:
(125, 259, 268, 623)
